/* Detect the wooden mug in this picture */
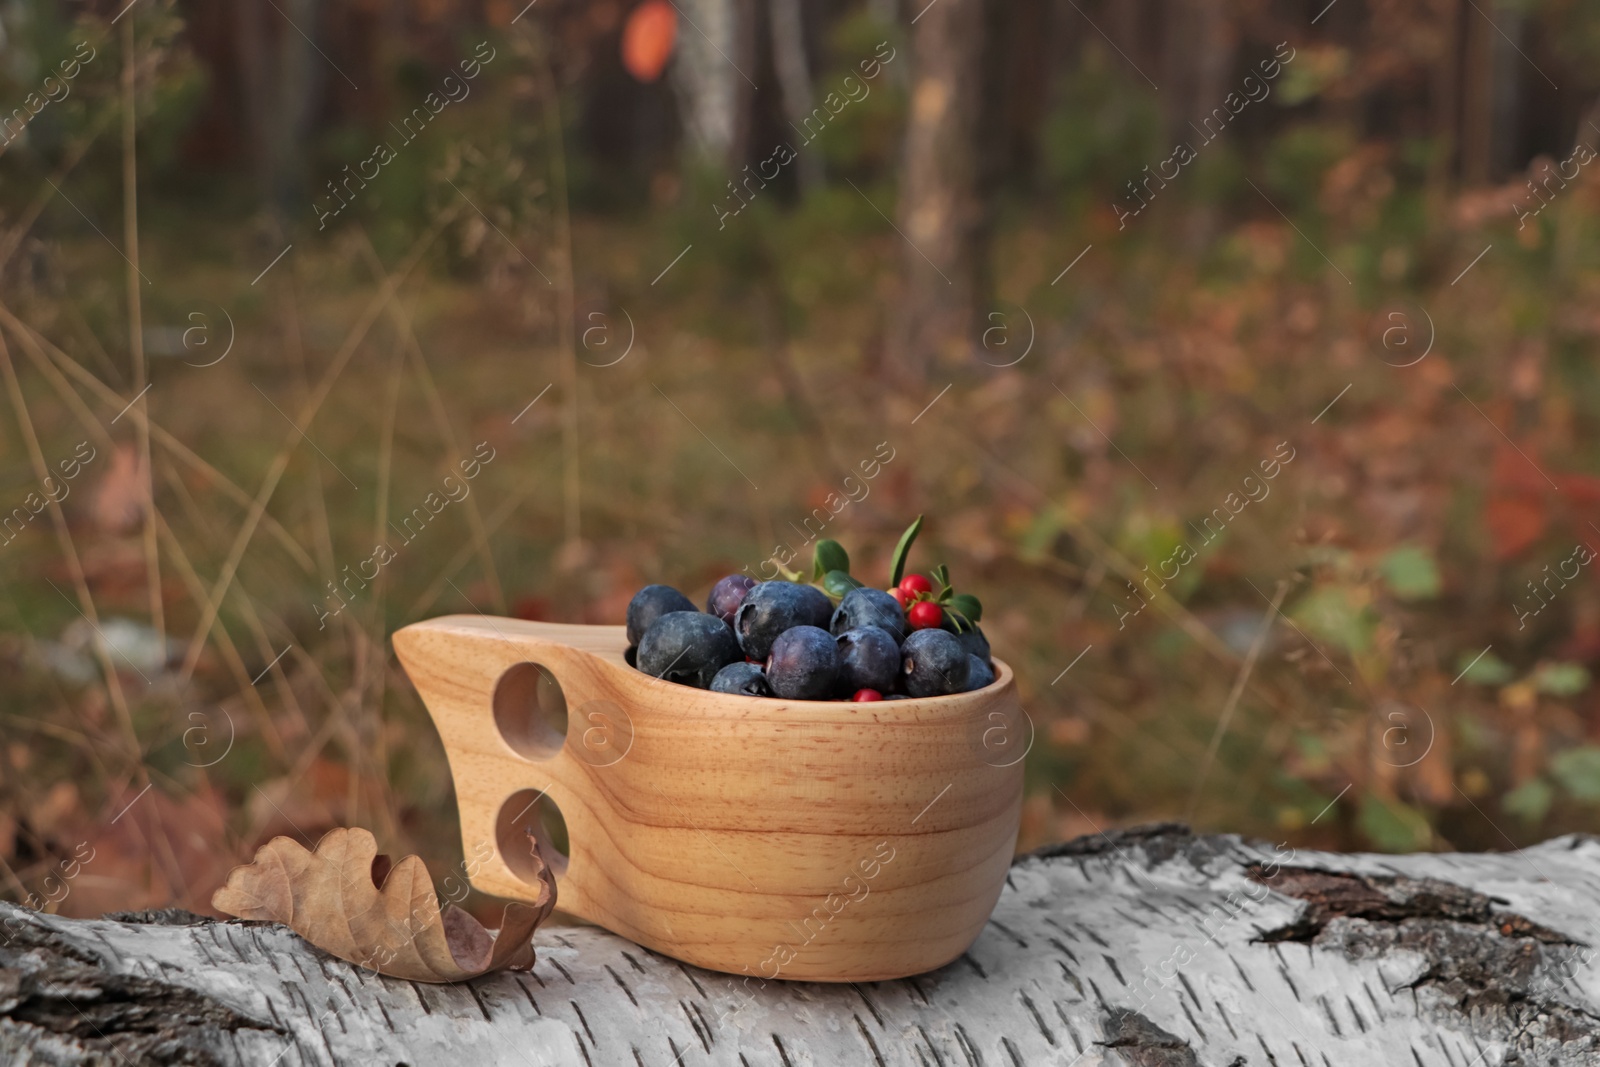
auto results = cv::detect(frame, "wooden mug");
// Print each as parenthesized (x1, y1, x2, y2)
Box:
(394, 615, 1025, 982)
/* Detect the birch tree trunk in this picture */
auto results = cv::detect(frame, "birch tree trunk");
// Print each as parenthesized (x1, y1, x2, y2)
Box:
(670, 0, 741, 165)
(6, 825, 1600, 1065)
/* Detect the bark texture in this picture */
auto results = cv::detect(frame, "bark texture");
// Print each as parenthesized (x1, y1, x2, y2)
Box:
(6, 825, 1600, 1065)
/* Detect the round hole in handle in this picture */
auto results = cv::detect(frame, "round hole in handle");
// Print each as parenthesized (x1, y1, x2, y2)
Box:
(493, 662, 568, 761)
(496, 788, 570, 883)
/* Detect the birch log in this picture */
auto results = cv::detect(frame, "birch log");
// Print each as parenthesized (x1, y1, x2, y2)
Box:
(5, 825, 1600, 1066)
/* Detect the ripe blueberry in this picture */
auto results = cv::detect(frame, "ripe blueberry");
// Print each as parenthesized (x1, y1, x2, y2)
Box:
(626, 584, 697, 646)
(900, 628, 970, 697)
(764, 625, 839, 700)
(710, 661, 772, 697)
(955, 624, 991, 665)
(831, 587, 908, 643)
(965, 654, 996, 691)
(835, 625, 901, 695)
(637, 611, 741, 689)
(706, 574, 758, 623)
(734, 581, 833, 660)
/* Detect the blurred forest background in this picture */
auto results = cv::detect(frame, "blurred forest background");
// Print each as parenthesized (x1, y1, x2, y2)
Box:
(5, 0, 1600, 922)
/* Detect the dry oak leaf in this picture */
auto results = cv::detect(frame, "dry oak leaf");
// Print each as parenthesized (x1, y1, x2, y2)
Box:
(211, 827, 555, 983)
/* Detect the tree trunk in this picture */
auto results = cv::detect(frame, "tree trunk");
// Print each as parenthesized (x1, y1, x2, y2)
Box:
(1459, 0, 1496, 186)
(7, 825, 1600, 1064)
(1160, 0, 1236, 252)
(769, 0, 825, 193)
(670, 0, 742, 164)
(889, 0, 989, 381)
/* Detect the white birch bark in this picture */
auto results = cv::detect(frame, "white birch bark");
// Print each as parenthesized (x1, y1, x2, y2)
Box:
(5, 826, 1600, 1065)
(669, 0, 740, 163)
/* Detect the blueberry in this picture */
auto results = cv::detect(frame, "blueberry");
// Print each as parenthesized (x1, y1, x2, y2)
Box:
(965, 654, 996, 692)
(793, 584, 835, 626)
(835, 626, 901, 695)
(765, 625, 839, 700)
(710, 661, 772, 697)
(706, 574, 758, 623)
(637, 611, 741, 688)
(830, 587, 907, 643)
(956, 624, 991, 666)
(626, 584, 697, 646)
(734, 581, 834, 660)
(901, 629, 970, 697)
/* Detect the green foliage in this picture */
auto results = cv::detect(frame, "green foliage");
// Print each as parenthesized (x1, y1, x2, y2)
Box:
(812, 539, 849, 581)
(1017, 506, 1065, 562)
(948, 593, 983, 624)
(1551, 748, 1600, 802)
(1263, 124, 1356, 215)
(1378, 544, 1441, 600)
(821, 570, 862, 599)
(1118, 512, 1205, 602)
(1456, 650, 1514, 686)
(1290, 586, 1377, 655)
(1358, 792, 1431, 852)
(888, 515, 922, 587)
(1504, 779, 1554, 824)
(1276, 46, 1351, 106)
(800, 11, 906, 175)
(1534, 663, 1590, 697)
(1037, 54, 1163, 209)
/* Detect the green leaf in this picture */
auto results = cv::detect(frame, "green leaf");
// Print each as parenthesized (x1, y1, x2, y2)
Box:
(1551, 747, 1600, 801)
(889, 515, 923, 587)
(1503, 778, 1554, 823)
(931, 563, 951, 595)
(1290, 585, 1377, 655)
(1018, 505, 1064, 562)
(1534, 662, 1591, 697)
(1378, 544, 1441, 601)
(1357, 792, 1432, 852)
(1455, 649, 1513, 686)
(812, 539, 849, 582)
(1292, 733, 1331, 775)
(822, 570, 863, 600)
(948, 593, 982, 623)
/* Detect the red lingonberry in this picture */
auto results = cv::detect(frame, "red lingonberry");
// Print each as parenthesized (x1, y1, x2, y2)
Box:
(899, 574, 933, 596)
(889, 587, 911, 607)
(851, 688, 884, 701)
(907, 600, 943, 630)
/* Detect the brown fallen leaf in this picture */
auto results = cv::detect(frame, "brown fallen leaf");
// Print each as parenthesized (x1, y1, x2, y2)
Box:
(211, 826, 555, 982)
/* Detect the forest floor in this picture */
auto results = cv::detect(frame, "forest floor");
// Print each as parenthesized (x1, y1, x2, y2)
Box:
(4, 172, 1600, 925)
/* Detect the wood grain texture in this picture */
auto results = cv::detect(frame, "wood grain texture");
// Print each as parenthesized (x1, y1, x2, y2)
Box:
(8, 826, 1600, 1065)
(391, 615, 1026, 982)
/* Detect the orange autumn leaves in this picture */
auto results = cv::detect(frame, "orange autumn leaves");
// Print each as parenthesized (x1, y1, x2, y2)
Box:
(622, 0, 676, 82)
(1484, 444, 1600, 561)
